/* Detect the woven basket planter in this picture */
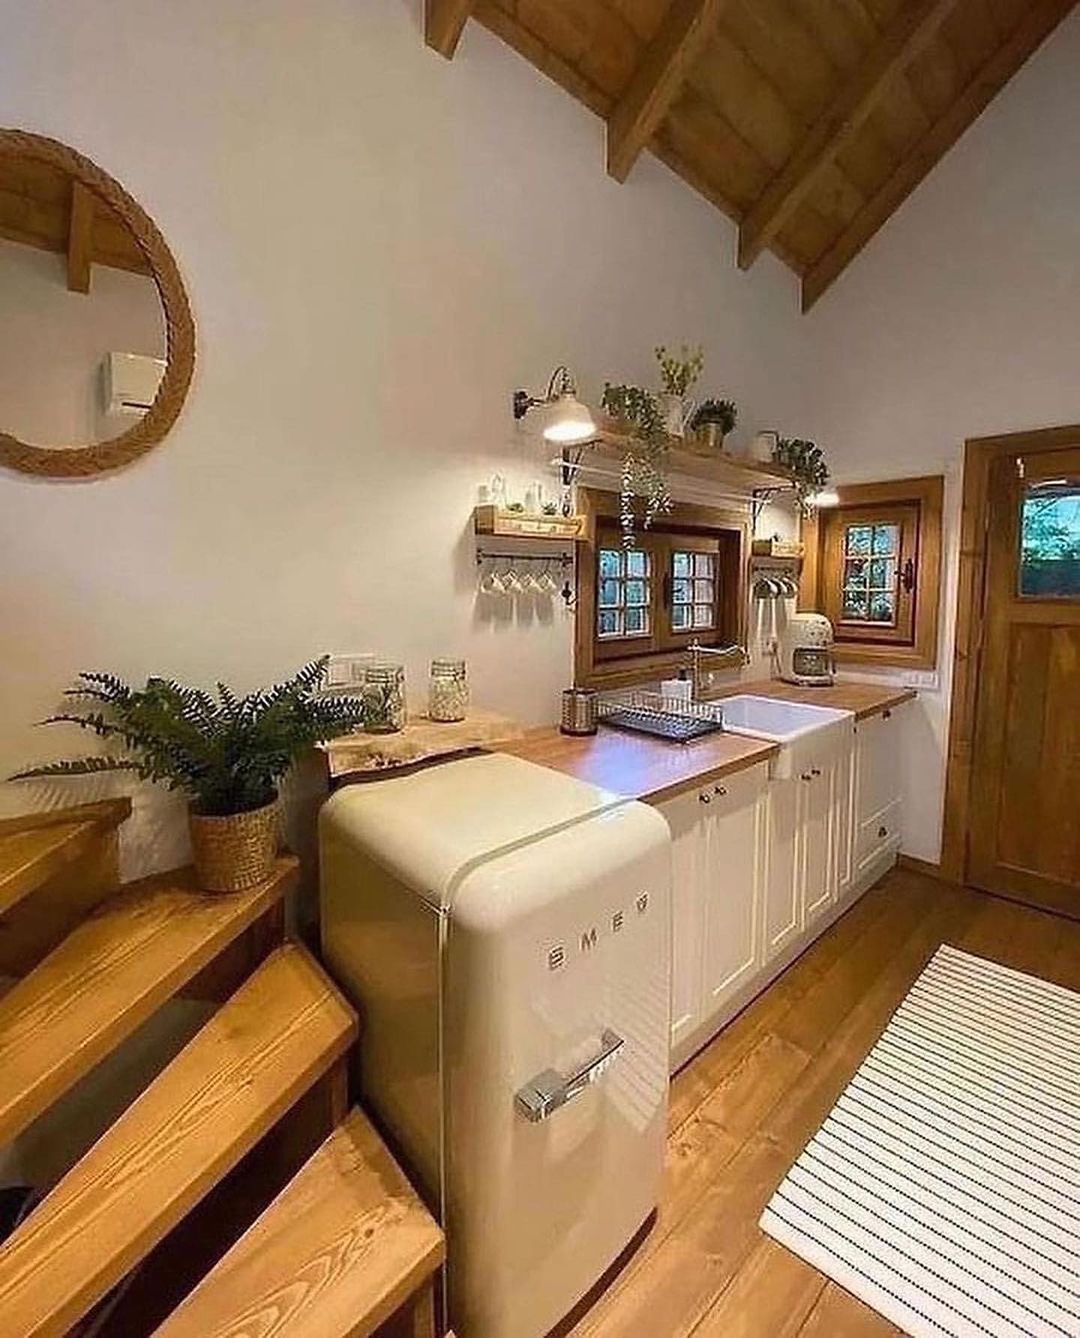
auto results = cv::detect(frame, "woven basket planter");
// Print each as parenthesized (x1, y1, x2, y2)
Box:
(189, 797, 280, 893)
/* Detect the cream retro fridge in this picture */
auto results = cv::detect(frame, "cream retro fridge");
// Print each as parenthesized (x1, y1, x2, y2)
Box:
(320, 752, 672, 1338)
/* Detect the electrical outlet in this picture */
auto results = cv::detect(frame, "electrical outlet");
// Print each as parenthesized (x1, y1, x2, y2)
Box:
(325, 653, 373, 691)
(900, 668, 939, 691)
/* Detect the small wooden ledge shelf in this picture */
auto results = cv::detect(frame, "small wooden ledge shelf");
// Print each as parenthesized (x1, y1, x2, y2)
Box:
(473, 505, 592, 541)
(584, 431, 797, 493)
(321, 709, 524, 782)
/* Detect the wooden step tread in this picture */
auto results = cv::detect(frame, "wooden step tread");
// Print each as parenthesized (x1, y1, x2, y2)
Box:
(0, 941, 357, 1338)
(0, 855, 297, 1147)
(0, 798, 131, 916)
(156, 1108, 444, 1338)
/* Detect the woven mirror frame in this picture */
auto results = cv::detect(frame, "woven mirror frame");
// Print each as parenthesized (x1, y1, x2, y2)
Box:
(0, 129, 195, 478)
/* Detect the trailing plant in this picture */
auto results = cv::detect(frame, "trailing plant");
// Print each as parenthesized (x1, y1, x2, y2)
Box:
(774, 436, 830, 514)
(654, 343, 704, 397)
(601, 382, 672, 545)
(690, 398, 738, 436)
(9, 658, 366, 818)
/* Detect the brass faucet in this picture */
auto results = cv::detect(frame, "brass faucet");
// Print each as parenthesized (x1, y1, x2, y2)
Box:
(688, 640, 750, 702)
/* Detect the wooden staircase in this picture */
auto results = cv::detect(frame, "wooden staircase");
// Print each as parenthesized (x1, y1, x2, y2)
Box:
(0, 803, 444, 1338)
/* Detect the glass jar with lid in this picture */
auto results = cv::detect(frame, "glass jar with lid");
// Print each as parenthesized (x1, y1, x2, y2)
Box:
(428, 658, 469, 723)
(363, 662, 406, 733)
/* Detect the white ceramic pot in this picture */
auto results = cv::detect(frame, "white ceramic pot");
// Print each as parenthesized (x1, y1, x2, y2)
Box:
(749, 430, 779, 463)
(658, 393, 693, 439)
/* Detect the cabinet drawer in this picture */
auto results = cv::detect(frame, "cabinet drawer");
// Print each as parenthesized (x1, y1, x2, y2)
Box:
(857, 798, 901, 868)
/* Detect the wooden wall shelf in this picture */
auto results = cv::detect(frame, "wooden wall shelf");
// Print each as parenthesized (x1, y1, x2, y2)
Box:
(579, 428, 797, 495)
(473, 506, 591, 541)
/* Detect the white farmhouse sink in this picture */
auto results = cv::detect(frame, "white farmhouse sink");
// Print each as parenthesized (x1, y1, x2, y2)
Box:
(720, 695, 854, 778)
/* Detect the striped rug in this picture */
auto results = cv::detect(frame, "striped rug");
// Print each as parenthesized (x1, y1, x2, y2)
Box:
(760, 944, 1080, 1338)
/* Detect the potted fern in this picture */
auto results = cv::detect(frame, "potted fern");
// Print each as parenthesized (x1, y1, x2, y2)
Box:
(10, 658, 366, 893)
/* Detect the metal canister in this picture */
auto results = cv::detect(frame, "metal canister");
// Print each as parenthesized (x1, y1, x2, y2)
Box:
(560, 688, 598, 736)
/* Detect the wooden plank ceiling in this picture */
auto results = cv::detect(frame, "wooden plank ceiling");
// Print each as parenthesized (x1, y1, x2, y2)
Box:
(425, 0, 1075, 309)
(0, 155, 149, 293)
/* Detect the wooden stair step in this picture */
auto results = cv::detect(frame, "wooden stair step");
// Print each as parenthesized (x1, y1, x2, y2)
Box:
(0, 799, 130, 917)
(0, 941, 357, 1338)
(0, 855, 297, 1147)
(156, 1107, 445, 1338)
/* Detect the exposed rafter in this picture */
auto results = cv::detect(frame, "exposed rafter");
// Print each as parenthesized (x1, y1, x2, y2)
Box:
(66, 180, 93, 294)
(425, 0, 474, 60)
(801, 0, 1077, 311)
(606, 0, 725, 184)
(738, 0, 957, 272)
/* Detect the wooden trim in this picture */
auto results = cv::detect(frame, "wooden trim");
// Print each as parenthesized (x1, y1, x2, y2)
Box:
(940, 423, 1080, 885)
(801, 476, 943, 670)
(574, 487, 749, 689)
(737, 0, 956, 271)
(0, 796, 131, 838)
(0, 129, 195, 479)
(66, 179, 93, 294)
(425, 0, 474, 60)
(606, 0, 724, 184)
(801, 0, 1076, 311)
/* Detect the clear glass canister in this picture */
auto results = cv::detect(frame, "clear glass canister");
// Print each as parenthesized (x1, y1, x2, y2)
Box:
(363, 662, 406, 733)
(428, 658, 468, 723)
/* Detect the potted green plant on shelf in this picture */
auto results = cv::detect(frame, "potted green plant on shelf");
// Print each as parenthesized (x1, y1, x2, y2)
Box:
(654, 342, 704, 437)
(600, 381, 672, 546)
(10, 658, 366, 893)
(688, 397, 738, 453)
(773, 436, 830, 513)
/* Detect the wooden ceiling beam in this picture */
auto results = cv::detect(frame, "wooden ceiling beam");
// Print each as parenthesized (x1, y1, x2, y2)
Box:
(425, 0, 475, 60)
(737, 0, 958, 272)
(606, 0, 725, 184)
(66, 180, 93, 294)
(801, 0, 1077, 311)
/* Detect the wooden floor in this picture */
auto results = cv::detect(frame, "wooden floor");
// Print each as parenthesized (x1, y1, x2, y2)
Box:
(575, 868, 1080, 1337)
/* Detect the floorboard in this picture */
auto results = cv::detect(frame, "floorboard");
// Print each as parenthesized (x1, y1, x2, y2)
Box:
(576, 868, 1080, 1336)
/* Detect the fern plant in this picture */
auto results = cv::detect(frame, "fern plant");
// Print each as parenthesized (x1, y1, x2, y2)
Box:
(10, 658, 366, 817)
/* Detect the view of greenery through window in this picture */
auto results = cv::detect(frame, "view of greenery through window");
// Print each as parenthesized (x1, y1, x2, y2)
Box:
(1020, 483, 1080, 597)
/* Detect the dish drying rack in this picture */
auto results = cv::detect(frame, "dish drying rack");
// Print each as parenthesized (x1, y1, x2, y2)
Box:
(598, 690, 725, 743)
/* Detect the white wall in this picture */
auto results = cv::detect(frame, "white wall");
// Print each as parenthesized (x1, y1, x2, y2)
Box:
(0, 238, 164, 444)
(0, 0, 808, 874)
(800, 10, 1080, 862)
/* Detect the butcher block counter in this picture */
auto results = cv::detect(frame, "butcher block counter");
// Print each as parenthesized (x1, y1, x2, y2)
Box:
(498, 679, 915, 804)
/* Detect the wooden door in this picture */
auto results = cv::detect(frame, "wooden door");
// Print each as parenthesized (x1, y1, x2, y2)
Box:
(969, 445, 1080, 915)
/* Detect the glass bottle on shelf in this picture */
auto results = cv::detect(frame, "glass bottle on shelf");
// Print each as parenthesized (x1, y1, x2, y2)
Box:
(428, 658, 469, 723)
(363, 662, 406, 733)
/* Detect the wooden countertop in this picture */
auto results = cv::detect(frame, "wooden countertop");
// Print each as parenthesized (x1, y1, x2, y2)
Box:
(498, 679, 914, 804)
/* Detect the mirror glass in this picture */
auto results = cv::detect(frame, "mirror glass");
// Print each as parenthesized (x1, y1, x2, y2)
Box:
(0, 149, 167, 448)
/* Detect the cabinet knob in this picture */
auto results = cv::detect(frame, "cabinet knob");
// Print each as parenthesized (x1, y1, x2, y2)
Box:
(878, 825, 888, 839)
(714, 784, 728, 797)
(699, 792, 712, 804)
(810, 767, 822, 777)
(882, 709, 892, 720)
(801, 772, 813, 782)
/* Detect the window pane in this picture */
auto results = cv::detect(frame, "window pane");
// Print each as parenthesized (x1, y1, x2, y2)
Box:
(845, 525, 873, 556)
(599, 549, 622, 579)
(598, 609, 621, 637)
(868, 592, 895, 623)
(599, 578, 621, 607)
(693, 604, 713, 628)
(871, 524, 899, 556)
(625, 579, 647, 606)
(625, 606, 648, 635)
(673, 578, 691, 603)
(844, 558, 868, 586)
(673, 552, 692, 577)
(843, 590, 869, 620)
(626, 549, 648, 578)
(671, 604, 691, 631)
(869, 558, 895, 589)
(693, 553, 714, 577)
(693, 579, 714, 603)
(1020, 482, 1080, 597)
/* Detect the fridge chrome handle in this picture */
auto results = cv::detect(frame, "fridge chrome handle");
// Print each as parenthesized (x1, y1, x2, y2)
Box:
(514, 1029, 625, 1123)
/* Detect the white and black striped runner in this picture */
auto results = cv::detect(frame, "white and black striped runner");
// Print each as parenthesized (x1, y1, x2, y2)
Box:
(760, 945, 1080, 1337)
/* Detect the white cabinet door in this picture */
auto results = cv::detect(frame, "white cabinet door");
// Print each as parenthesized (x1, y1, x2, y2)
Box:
(856, 707, 905, 874)
(800, 761, 834, 926)
(764, 774, 801, 960)
(833, 728, 857, 898)
(701, 767, 765, 1012)
(658, 788, 707, 1051)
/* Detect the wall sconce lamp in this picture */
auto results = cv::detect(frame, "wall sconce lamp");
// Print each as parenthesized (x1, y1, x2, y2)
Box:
(513, 366, 596, 445)
(806, 489, 840, 508)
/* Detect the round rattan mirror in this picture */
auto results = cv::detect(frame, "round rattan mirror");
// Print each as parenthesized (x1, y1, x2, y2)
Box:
(0, 129, 195, 478)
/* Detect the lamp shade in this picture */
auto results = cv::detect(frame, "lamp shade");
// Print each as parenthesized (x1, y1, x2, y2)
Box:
(542, 391, 596, 445)
(807, 489, 840, 508)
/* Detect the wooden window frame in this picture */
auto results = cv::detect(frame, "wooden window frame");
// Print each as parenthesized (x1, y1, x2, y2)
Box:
(575, 487, 748, 690)
(801, 476, 943, 670)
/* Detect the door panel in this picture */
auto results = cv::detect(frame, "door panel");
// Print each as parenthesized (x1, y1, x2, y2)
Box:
(660, 790, 705, 1049)
(801, 766, 833, 925)
(701, 771, 762, 1008)
(764, 776, 800, 958)
(969, 446, 1080, 915)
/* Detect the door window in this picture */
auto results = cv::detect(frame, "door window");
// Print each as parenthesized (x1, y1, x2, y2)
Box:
(1019, 479, 1080, 598)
